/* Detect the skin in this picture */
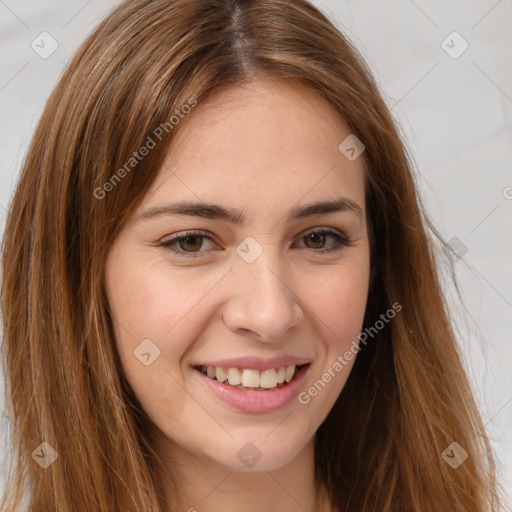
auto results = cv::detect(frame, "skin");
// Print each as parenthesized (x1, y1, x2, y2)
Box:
(104, 78, 370, 512)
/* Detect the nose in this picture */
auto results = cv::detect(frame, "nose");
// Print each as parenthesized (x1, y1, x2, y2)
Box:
(221, 252, 305, 342)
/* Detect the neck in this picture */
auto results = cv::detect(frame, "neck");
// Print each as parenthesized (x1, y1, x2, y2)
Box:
(149, 429, 332, 512)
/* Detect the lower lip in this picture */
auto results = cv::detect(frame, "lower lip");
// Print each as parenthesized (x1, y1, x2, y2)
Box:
(193, 365, 311, 414)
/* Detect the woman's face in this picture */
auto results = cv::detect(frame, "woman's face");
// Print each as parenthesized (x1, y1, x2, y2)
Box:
(104, 79, 370, 472)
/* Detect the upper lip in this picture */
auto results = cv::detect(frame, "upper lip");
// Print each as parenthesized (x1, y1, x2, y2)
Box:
(193, 355, 312, 371)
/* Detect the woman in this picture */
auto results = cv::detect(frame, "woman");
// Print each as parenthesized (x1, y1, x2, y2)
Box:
(0, 0, 505, 511)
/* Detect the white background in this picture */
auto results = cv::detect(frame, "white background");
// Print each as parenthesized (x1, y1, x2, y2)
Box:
(1, 0, 511, 508)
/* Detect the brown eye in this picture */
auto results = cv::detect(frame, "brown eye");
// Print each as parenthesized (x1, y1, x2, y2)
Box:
(303, 232, 327, 249)
(160, 230, 216, 258)
(295, 229, 352, 254)
(177, 235, 204, 252)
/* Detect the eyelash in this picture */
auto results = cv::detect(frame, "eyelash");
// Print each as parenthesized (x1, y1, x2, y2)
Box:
(159, 228, 353, 259)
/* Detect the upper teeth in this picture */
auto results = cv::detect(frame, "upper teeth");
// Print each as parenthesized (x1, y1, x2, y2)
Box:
(203, 365, 298, 388)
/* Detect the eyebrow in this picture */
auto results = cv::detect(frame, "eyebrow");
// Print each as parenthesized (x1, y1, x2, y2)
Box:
(136, 197, 363, 224)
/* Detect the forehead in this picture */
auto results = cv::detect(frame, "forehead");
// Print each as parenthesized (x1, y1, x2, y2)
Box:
(167, 79, 353, 165)
(136, 79, 366, 220)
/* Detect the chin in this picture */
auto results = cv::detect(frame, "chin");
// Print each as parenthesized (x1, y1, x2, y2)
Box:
(197, 427, 313, 473)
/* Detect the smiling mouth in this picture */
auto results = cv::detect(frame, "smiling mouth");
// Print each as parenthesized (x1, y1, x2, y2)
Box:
(194, 364, 309, 391)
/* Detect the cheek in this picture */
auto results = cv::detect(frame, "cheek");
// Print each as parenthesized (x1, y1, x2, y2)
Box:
(105, 265, 216, 424)
(105, 257, 222, 377)
(295, 263, 368, 418)
(307, 262, 369, 350)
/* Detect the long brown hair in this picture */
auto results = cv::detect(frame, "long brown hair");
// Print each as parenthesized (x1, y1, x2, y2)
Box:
(1, 0, 505, 510)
